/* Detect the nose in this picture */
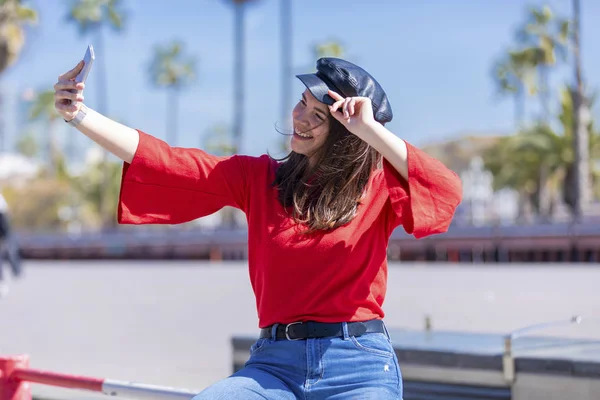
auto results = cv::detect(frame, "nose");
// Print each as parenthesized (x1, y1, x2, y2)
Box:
(293, 111, 310, 128)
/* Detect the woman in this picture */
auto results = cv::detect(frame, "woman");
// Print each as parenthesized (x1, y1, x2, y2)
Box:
(54, 57, 462, 399)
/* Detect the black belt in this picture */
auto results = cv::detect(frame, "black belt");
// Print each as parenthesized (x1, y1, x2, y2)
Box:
(259, 319, 385, 341)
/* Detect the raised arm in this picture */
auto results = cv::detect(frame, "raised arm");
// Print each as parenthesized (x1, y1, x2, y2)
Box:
(52, 60, 261, 225)
(327, 89, 462, 237)
(53, 61, 139, 163)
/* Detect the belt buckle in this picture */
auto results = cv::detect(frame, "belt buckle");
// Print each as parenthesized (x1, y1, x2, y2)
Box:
(285, 321, 303, 341)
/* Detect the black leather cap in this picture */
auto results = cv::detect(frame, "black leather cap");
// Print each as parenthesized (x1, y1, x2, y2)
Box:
(296, 57, 393, 124)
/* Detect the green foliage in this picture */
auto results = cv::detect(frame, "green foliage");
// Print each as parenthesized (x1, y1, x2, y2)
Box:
(313, 40, 344, 60)
(4, 154, 124, 231)
(485, 3, 598, 219)
(3, 178, 72, 231)
(492, 49, 537, 96)
(516, 5, 570, 65)
(29, 89, 59, 121)
(28, 89, 61, 174)
(148, 41, 197, 90)
(0, 0, 37, 74)
(70, 157, 123, 227)
(484, 85, 600, 214)
(15, 130, 38, 158)
(203, 123, 235, 156)
(66, 0, 126, 33)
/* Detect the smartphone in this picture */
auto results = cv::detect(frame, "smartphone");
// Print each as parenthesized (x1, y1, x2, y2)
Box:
(68, 45, 94, 104)
(76, 45, 95, 84)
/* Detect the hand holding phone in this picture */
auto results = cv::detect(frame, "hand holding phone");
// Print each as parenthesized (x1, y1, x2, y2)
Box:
(54, 45, 95, 121)
(76, 45, 95, 85)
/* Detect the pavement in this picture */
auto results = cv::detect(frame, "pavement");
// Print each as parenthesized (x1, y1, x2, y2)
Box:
(1, 260, 599, 398)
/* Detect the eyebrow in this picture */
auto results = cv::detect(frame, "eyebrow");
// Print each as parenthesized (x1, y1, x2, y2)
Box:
(302, 93, 328, 118)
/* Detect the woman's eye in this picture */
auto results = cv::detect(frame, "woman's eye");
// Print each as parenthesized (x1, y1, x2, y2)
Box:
(299, 99, 306, 105)
(315, 113, 324, 121)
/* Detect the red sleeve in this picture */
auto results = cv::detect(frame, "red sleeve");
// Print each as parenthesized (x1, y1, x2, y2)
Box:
(384, 142, 463, 238)
(117, 130, 254, 225)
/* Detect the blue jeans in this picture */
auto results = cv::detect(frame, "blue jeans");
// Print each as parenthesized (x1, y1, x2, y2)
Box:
(193, 322, 402, 399)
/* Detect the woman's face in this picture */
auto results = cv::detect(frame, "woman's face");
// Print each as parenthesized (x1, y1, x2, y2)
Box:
(291, 89, 330, 161)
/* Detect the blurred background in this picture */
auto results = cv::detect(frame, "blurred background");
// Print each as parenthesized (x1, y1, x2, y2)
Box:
(0, 0, 599, 398)
(0, 0, 599, 261)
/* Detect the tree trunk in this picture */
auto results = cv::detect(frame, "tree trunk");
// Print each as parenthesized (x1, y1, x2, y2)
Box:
(48, 119, 58, 176)
(515, 85, 525, 128)
(572, 0, 591, 221)
(233, 2, 245, 154)
(563, 162, 577, 212)
(537, 162, 550, 220)
(95, 28, 111, 229)
(167, 87, 179, 146)
(280, 0, 292, 152)
(540, 66, 550, 123)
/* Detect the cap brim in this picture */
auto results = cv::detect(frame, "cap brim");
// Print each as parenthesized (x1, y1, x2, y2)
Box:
(296, 74, 335, 106)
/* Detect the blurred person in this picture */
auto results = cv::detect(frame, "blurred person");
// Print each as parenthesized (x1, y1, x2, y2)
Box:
(0, 192, 22, 297)
(54, 57, 462, 399)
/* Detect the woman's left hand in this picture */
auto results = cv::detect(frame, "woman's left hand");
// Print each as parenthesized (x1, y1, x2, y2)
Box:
(327, 90, 378, 137)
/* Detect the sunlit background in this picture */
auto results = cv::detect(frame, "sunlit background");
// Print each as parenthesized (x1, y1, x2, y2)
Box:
(1, 1, 600, 399)
(0, 0, 599, 234)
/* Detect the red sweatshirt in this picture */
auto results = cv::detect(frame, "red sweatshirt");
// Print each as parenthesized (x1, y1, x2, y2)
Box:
(118, 130, 463, 328)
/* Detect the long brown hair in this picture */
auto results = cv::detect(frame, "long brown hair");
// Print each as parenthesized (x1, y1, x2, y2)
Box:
(273, 116, 381, 234)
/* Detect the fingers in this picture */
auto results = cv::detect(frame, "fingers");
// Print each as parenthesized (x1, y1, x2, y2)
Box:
(54, 81, 85, 92)
(331, 97, 356, 120)
(58, 60, 84, 81)
(329, 98, 345, 114)
(54, 65, 85, 120)
(327, 90, 344, 101)
(54, 90, 84, 103)
(342, 98, 353, 118)
(55, 100, 79, 113)
(348, 98, 356, 116)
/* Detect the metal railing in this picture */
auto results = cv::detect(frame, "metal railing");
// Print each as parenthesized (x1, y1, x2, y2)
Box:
(0, 355, 197, 400)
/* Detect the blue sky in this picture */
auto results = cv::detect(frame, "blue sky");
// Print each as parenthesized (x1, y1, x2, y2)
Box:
(2, 0, 600, 159)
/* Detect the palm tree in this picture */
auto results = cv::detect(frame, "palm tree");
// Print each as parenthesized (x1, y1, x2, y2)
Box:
(0, 0, 37, 152)
(485, 85, 600, 220)
(492, 49, 536, 127)
(313, 40, 344, 60)
(66, 0, 126, 228)
(570, 0, 591, 220)
(516, 5, 569, 122)
(29, 89, 61, 175)
(559, 85, 599, 212)
(484, 125, 568, 220)
(148, 40, 196, 146)
(0, 0, 36, 73)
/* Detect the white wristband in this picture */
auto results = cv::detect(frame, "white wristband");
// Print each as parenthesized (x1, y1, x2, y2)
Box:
(65, 104, 89, 127)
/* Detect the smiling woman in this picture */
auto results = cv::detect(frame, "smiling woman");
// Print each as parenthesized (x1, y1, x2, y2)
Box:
(53, 56, 463, 399)
(289, 90, 329, 148)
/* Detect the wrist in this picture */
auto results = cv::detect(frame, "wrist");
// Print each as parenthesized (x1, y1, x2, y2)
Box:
(355, 120, 383, 140)
(65, 104, 89, 127)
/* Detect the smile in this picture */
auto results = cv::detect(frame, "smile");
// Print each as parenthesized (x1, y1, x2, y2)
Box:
(294, 127, 313, 139)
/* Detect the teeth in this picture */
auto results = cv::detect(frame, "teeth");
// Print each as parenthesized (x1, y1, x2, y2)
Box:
(294, 128, 312, 138)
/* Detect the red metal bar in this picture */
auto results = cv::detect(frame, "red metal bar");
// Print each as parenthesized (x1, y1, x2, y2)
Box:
(11, 368, 104, 392)
(0, 355, 31, 400)
(2, 355, 197, 399)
